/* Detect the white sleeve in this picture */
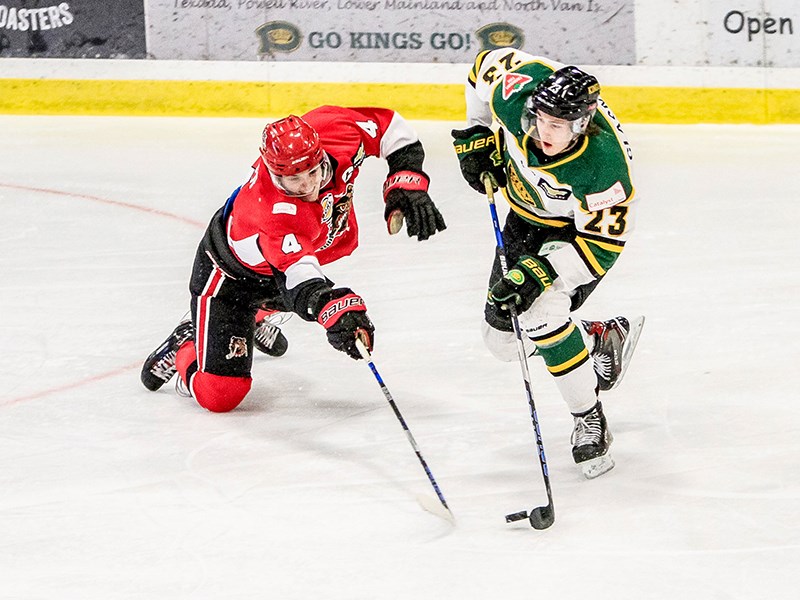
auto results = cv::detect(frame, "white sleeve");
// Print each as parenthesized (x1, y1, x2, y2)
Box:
(379, 112, 420, 159)
(466, 82, 494, 127)
(466, 49, 563, 127)
(284, 255, 326, 290)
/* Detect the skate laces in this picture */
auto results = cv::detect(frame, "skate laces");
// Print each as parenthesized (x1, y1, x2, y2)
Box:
(255, 320, 281, 348)
(593, 353, 613, 380)
(148, 320, 193, 382)
(588, 318, 627, 380)
(255, 312, 291, 349)
(572, 409, 604, 447)
(150, 350, 179, 382)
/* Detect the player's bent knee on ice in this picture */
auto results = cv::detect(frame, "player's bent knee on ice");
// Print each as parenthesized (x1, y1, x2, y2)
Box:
(192, 372, 252, 413)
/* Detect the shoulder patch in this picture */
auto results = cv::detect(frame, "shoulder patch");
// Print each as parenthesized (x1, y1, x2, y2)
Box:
(586, 181, 626, 212)
(502, 72, 533, 100)
(273, 202, 297, 215)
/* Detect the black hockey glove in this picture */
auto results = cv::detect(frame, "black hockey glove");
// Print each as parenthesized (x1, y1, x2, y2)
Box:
(316, 287, 375, 360)
(489, 255, 555, 315)
(451, 125, 507, 193)
(383, 170, 446, 241)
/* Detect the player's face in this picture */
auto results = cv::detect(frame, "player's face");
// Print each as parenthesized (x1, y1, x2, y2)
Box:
(532, 111, 578, 156)
(272, 159, 330, 202)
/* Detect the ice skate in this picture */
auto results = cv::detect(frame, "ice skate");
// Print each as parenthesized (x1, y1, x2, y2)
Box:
(582, 315, 645, 391)
(571, 401, 614, 479)
(140, 319, 194, 391)
(253, 311, 289, 357)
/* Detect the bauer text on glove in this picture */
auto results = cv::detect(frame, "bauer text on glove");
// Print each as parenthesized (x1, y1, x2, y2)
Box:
(451, 125, 507, 193)
(489, 256, 555, 314)
(316, 287, 375, 360)
(383, 170, 446, 241)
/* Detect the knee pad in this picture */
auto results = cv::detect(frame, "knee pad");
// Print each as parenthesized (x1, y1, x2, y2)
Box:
(191, 372, 252, 413)
(517, 285, 572, 336)
(482, 320, 533, 362)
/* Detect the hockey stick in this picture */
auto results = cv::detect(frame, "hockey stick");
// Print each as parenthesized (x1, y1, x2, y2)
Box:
(355, 338, 455, 524)
(482, 174, 555, 530)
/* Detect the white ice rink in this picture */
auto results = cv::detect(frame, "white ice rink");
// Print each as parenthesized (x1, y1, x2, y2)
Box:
(1, 116, 798, 599)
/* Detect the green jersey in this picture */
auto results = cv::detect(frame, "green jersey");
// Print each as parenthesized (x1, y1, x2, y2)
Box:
(466, 49, 637, 286)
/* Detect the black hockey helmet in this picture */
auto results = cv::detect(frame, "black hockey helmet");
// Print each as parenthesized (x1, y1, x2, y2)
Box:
(521, 66, 600, 140)
(529, 66, 600, 120)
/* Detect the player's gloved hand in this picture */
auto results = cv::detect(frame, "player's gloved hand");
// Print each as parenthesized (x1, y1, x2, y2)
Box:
(316, 287, 375, 360)
(383, 170, 446, 241)
(451, 125, 507, 193)
(489, 255, 555, 315)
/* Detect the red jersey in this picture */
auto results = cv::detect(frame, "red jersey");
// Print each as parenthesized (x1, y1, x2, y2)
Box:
(225, 106, 419, 290)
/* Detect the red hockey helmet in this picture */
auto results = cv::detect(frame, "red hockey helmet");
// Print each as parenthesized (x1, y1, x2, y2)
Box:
(260, 115, 331, 198)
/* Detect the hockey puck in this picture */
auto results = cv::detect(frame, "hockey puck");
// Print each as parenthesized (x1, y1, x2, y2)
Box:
(505, 511, 529, 523)
(528, 505, 555, 529)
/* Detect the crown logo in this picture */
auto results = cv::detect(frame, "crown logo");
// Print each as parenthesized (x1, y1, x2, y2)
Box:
(256, 21, 302, 54)
(477, 23, 525, 51)
(489, 31, 516, 46)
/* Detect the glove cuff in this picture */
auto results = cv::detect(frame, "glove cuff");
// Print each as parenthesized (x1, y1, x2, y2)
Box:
(451, 124, 493, 140)
(382, 170, 430, 202)
(317, 290, 367, 329)
(516, 255, 555, 292)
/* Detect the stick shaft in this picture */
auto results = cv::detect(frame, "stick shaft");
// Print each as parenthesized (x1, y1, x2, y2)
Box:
(483, 176, 554, 507)
(356, 340, 453, 515)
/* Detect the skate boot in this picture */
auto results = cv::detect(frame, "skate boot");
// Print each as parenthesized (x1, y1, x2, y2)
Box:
(582, 315, 645, 391)
(253, 312, 288, 357)
(571, 401, 614, 479)
(140, 319, 194, 391)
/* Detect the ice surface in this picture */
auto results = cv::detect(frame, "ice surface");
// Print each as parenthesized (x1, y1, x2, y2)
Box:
(1, 116, 798, 599)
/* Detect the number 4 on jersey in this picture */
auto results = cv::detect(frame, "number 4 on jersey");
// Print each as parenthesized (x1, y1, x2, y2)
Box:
(356, 120, 378, 138)
(282, 233, 302, 254)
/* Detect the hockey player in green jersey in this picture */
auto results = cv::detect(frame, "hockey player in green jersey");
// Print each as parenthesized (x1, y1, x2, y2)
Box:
(452, 48, 644, 479)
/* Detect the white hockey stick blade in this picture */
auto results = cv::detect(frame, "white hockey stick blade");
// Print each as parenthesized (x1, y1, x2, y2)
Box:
(612, 315, 645, 390)
(416, 494, 456, 524)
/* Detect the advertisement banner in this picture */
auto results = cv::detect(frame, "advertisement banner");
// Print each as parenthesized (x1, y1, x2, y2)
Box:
(708, 0, 797, 67)
(145, 1, 634, 65)
(0, 1, 145, 58)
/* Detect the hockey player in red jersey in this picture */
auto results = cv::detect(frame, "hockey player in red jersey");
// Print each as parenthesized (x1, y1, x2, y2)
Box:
(140, 106, 446, 413)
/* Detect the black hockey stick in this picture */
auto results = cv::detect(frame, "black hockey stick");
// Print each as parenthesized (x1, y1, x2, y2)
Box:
(482, 174, 555, 530)
(355, 339, 455, 523)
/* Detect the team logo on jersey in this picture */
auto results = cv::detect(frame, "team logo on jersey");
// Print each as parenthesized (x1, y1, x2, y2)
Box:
(476, 23, 524, 52)
(225, 336, 248, 360)
(501, 73, 533, 100)
(536, 177, 571, 201)
(318, 186, 353, 252)
(507, 164, 541, 209)
(255, 21, 302, 55)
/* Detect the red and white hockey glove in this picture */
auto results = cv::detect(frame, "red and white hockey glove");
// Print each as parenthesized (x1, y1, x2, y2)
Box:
(316, 287, 375, 360)
(383, 170, 446, 241)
